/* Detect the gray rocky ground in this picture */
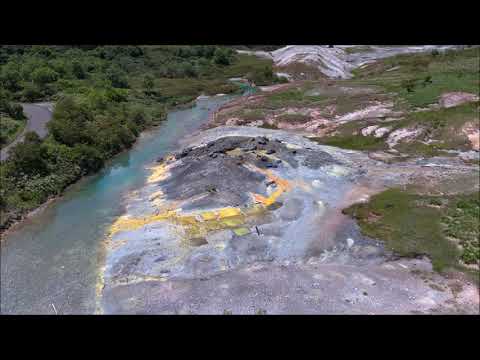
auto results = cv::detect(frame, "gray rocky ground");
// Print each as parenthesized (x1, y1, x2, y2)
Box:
(99, 127, 479, 314)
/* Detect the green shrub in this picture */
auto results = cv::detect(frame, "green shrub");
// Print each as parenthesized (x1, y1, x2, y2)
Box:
(72, 60, 86, 79)
(213, 47, 233, 66)
(32, 67, 59, 86)
(48, 96, 94, 146)
(106, 65, 129, 88)
(21, 83, 43, 102)
(72, 144, 104, 174)
(0, 66, 22, 92)
(401, 78, 417, 93)
(6, 131, 48, 177)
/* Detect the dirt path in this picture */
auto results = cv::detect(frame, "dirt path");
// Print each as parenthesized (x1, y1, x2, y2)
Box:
(1, 103, 53, 161)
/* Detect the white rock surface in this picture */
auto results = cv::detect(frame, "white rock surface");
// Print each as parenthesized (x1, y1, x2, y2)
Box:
(336, 103, 393, 122)
(373, 127, 392, 138)
(239, 45, 467, 80)
(387, 127, 424, 148)
(271, 45, 355, 79)
(439, 92, 479, 108)
(361, 125, 380, 136)
(346, 238, 355, 248)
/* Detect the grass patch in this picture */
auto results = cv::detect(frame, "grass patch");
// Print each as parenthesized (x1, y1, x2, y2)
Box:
(276, 113, 311, 123)
(344, 188, 479, 271)
(350, 48, 480, 108)
(344, 46, 374, 54)
(259, 122, 278, 130)
(310, 119, 387, 151)
(392, 101, 479, 154)
(155, 78, 238, 101)
(316, 100, 479, 156)
(239, 109, 267, 121)
(261, 88, 329, 109)
(314, 134, 386, 151)
(442, 194, 480, 265)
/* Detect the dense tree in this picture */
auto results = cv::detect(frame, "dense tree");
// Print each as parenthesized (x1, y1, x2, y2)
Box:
(32, 67, 59, 86)
(72, 144, 104, 174)
(105, 65, 129, 88)
(21, 83, 43, 102)
(0, 90, 24, 119)
(213, 48, 232, 66)
(7, 132, 47, 177)
(0, 66, 22, 92)
(48, 97, 94, 146)
(72, 61, 86, 79)
(143, 74, 155, 95)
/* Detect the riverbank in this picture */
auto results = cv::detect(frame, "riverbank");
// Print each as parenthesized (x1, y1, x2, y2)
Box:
(0, 93, 242, 237)
(1, 95, 233, 314)
(0, 46, 275, 236)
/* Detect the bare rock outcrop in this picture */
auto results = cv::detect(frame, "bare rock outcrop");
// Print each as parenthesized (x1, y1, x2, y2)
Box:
(439, 92, 479, 108)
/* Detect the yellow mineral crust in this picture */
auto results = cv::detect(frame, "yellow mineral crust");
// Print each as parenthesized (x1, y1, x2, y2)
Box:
(108, 210, 178, 236)
(108, 206, 247, 238)
(108, 162, 293, 239)
(147, 163, 171, 183)
(246, 165, 292, 206)
(146, 155, 176, 184)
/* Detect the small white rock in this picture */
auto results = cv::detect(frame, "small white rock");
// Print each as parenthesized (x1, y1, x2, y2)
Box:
(346, 238, 355, 248)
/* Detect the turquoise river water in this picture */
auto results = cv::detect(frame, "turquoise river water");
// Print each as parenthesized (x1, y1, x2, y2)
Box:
(0, 95, 234, 314)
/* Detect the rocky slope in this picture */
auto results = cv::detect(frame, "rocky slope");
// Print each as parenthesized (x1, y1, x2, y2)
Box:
(98, 46, 479, 314)
(240, 45, 468, 79)
(99, 127, 478, 314)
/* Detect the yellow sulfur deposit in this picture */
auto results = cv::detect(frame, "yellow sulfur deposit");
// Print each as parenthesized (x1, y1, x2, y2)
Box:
(217, 207, 242, 218)
(233, 227, 250, 236)
(146, 155, 176, 184)
(200, 211, 217, 221)
(109, 210, 178, 236)
(147, 164, 170, 184)
(108, 206, 247, 238)
(108, 159, 294, 242)
(248, 166, 291, 206)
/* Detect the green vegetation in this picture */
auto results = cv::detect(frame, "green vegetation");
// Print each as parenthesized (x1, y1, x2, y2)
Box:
(312, 100, 478, 154)
(343, 46, 374, 54)
(239, 109, 267, 121)
(310, 116, 387, 152)
(0, 116, 26, 146)
(231, 45, 284, 52)
(261, 87, 328, 109)
(317, 134, 386, 151)
(344, 188, 479, 271)
(0, 89, 26, 145)
(392, 101, 478, 153)
(350, 47, 480, 108)
(0, 45, 278, 231)
(442, 195, 480, 265)
(276, 113, 311, 124)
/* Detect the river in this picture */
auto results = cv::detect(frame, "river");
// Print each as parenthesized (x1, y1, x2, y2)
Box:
(0, 95, 234, 314)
